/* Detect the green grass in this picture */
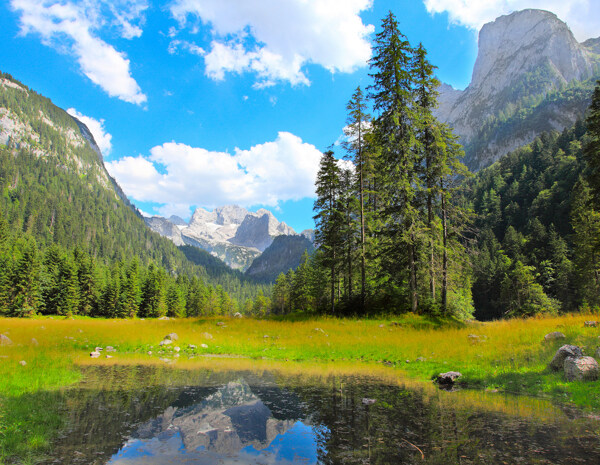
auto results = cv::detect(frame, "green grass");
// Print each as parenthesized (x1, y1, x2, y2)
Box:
(1, 312, 599, 463)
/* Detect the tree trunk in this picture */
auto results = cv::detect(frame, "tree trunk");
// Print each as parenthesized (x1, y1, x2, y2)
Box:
(441, 184, 448, 314)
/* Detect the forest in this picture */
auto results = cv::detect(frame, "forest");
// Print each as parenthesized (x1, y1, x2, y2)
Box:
(271, 13, 600, 320)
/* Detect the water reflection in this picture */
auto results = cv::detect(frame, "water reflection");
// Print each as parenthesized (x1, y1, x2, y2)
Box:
(110, 379, 315, 464)
(41, 365, 600, 465)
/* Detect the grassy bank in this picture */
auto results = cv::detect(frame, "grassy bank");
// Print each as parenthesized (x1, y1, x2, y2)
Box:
(1, 313, 600, 462)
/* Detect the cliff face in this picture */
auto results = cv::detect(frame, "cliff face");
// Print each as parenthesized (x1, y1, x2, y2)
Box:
(436, 9, 600, 171)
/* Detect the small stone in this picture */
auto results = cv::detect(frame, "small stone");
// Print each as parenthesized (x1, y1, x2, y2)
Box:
(19, 360, 27, 366)
(544, 332, 566, 342)
(314, 328, 325, 333)
(416, 357, 426, 362)
(95, 347, 103, 352)
(159, 357, 171, 363)
(0, 334, 13, 346)
(174, 346, 180, 352)
(584, 321, 599, 328)
(549, 345, 583, 371)
(106, 346, 116, 352)
(202, 332, 213, 339)
(106, 355, 113, 359)
(147, 351, 152, 355)
(263, 335, 270, 338)
(233, 312, 243, 318)
(158, 316, 170, 320)
(216, 322, 225, 326)
(379, 324, 385, 328)
(564, 356, 599, 381)
(362, 398, 376, 405)
(174, 353, 180, 358)
(188, 344, 197, 349)
(405, 359, 410, 363)
(159, 339, 173, 346)
(436, 371, 462, 385)
(165, 333, 179, 341)
(201, 343, 208, 349)
(90, 351, 101, 358)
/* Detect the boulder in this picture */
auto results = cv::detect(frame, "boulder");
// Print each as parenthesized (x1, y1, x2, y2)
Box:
(0, 334, 13, 346)
(564, 356, 599, 381)
(233, 312, 243, 318)
(19, 360, 27, 366)
(105, 346, 116, 352)
(544, 332, 566, 342)
(165, 333, 179, 341)
(362, 398, 376, 405)
(549, 344, 583, 371)
(159, 339, 172, 346)
(201, 343, 208, 349)
(90, 351, 101, 358)
(174, 346, 180, 352)
(584, 321, 598, 327)
(188, 344, 197, 350)
(436, 371, 462, 385)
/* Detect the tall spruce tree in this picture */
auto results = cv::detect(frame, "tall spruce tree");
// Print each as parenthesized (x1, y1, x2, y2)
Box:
(314, 150, 343, 314)
(343, 86, 372, 310)
(369, 11, 420, 311)
(584, 80, 600, 204)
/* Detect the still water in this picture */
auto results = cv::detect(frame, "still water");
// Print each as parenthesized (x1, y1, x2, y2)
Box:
(41, 365, 599, 464)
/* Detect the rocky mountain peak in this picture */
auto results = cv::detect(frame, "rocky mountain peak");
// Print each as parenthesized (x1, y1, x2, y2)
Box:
(435, 8, 600, 171)
(472, 9, 592, 96)
(214, 205, 248, 225)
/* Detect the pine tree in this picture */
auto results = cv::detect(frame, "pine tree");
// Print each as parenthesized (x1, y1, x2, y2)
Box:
(369, 11, 420, 312)
(571, 177, 600, 307)
(0, 212, 11, 314)
(584, 81, 600, 204)
(139, 263, 165, 318)
(119, 259, 141, 318)
(57, 253, 80, 316)
(314, 150, 343, 314)
(343, 86, 371, 309)
(10, 236, 40, 317)
(165, 283, 186, 318)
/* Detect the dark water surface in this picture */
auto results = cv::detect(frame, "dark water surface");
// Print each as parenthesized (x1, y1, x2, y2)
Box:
(40, 365, 600, 464)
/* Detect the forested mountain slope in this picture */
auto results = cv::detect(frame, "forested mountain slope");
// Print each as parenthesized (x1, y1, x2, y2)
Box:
(464, 118, 594, 319)
(0, 71, 265, 311)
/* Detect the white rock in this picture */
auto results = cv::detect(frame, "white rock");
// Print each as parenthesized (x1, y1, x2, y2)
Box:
(564, 356, 599, 381)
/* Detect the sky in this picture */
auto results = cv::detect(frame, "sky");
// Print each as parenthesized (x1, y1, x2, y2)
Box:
(1, 0, 599, 233)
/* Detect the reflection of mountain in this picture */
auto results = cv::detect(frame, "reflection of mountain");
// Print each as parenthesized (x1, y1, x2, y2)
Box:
(130, 380, 296, 456)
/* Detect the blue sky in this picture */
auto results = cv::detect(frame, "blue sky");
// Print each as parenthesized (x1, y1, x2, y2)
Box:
(1, 0, 599, 232)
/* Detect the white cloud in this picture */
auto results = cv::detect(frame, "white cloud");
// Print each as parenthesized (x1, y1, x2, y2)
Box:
(167, 39, 205, 56)
(105, 132, 323, 216)
(169, 0, 374, 87)
(423, 0, 600, 41)
(11, 0, 147, 105)
(66, 108, 113, 157)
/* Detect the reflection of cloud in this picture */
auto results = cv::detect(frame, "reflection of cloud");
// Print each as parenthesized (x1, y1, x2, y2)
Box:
(109, 380, 313, 463)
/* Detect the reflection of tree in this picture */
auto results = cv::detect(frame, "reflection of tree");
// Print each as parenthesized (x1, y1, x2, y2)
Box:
(281, 373, 600, 465)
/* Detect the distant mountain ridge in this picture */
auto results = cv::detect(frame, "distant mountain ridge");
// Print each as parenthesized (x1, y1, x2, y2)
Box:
(145, 206, 302, 270)
(436, 9, 600, 171)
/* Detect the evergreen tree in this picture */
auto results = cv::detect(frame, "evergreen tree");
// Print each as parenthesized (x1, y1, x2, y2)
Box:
(584, 81, 600, 204)
(139, 263, 165, 318)
(343, 86, 372, 309)
(314, 150, 343, 314)
(165, 283, 186, 318)
(369, 11, 420, 312)
(10, 236, 40, 317)
(119, 259, 141, 318)
(57, 253, 80, 316)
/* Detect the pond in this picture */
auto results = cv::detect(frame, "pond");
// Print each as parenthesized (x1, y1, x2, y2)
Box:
(38, 365, 600, 465)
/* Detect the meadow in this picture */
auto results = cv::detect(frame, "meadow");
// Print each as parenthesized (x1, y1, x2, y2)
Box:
(1, 312, 600, 462)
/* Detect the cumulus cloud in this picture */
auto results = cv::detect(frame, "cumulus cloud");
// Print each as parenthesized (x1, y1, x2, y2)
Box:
(11, 0, 147, 104)
(66, 108, 113, 157)
(169, 0, 374, 87)
(105, 132, 323, 217)
(424, 0, 600, 41)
